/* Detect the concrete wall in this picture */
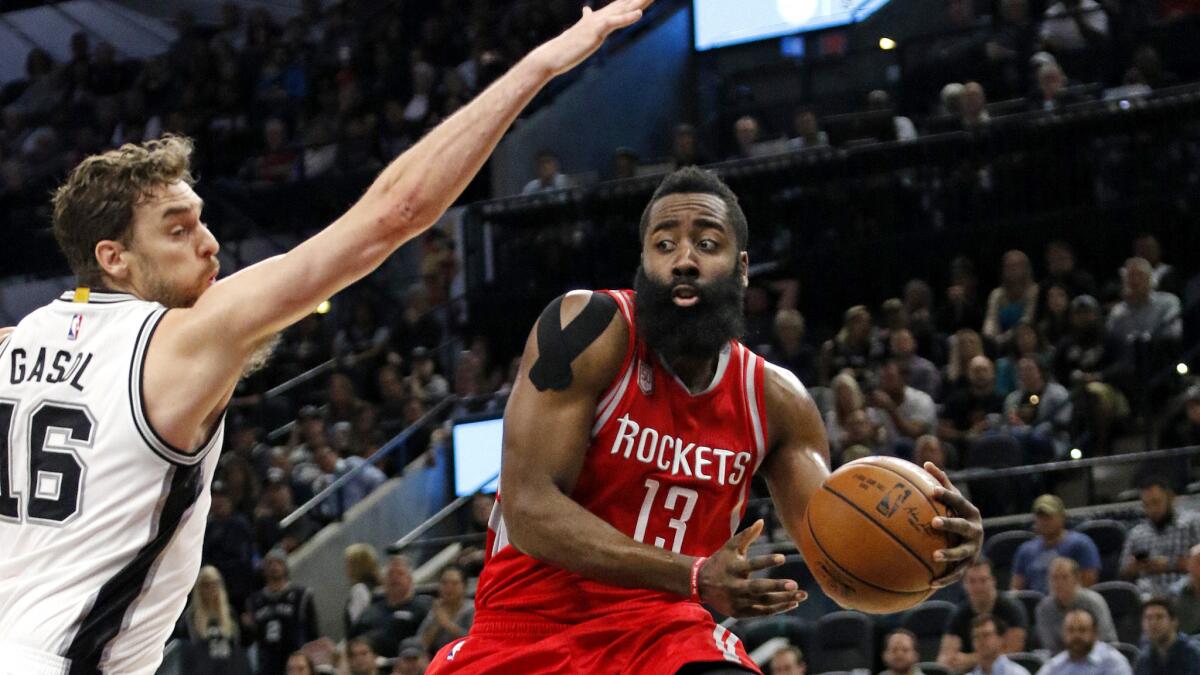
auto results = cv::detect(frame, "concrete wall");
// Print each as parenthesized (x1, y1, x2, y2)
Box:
(490, 5, 694, 196)
(288, 446, 451, 640)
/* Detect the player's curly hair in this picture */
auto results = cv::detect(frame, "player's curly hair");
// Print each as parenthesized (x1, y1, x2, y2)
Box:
(639, 166, 749, 251)
(51, 134, 196, 286)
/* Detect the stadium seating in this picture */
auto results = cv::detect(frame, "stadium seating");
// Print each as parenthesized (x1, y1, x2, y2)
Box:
(983, 530, 1036, 590)
(1009, 651, 1047, 672)
(900, 600, 956, 662)
(1114, 641, 1140, 665)
(808, 611, 874, 674)
(1008, 589, 1046, 648)
(1075, 519, 1127, 582)
(1093, 581, 1144, 644)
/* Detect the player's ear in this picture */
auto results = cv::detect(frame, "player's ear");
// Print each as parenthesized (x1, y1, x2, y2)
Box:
(95, 239, 131, 281)
(739, 251, 750, 288)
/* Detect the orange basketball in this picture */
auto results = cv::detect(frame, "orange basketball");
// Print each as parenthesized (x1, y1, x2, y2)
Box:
(797, 456, 959, 614)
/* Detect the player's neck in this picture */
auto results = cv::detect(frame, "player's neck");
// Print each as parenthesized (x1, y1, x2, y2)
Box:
(663, 353, 719, 395)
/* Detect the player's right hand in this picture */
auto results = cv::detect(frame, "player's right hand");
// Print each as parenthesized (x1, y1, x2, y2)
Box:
(696, 519, 807, 618)
(528, 0, 654, 78)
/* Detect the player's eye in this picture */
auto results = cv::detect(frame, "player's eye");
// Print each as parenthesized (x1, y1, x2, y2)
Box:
(656, 240, 675, 252)
(698, 239, 718, 251)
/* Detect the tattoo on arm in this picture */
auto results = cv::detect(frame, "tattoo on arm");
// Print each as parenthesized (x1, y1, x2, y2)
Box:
(528, 293, 618, 391)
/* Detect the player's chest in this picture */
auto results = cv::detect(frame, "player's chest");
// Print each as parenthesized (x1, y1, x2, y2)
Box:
(589, 389, 758, 491)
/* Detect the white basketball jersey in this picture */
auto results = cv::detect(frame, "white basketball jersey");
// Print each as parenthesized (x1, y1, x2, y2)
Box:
(0, 290, 224, 675)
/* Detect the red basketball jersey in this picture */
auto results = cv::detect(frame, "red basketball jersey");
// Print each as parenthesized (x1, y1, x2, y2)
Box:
(474, 289, 769, 623)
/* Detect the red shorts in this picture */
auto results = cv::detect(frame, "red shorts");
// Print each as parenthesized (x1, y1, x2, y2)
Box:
(426, 601, 759, 675)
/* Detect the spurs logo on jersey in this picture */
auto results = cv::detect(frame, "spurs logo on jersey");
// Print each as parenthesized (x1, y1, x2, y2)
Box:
(474, 289, 769, 621)
(0, 290, 225, 675)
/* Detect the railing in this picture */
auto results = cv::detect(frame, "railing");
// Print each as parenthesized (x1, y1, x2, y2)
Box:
(279, 395, 458, 529)
(387, 471, 499, 554)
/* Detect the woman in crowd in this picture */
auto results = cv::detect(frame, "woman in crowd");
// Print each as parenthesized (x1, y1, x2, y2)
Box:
(995, 320, 1051, 397)
(824, 373, 893, 459)
(945, 328, 987, 394)
(343, 543, 383, 635)
(185, 566, 250, 674)
(818, 305, 883, 385)
(287, 652, 318, 675)
(983, 249, 1038, 347)
(419, 566, 474, 655)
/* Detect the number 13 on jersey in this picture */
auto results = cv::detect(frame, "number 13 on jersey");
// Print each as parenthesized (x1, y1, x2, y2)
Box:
(633, 478, 698, 553)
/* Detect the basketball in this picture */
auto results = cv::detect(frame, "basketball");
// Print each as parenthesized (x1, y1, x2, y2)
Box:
(798, 456, 958, 614)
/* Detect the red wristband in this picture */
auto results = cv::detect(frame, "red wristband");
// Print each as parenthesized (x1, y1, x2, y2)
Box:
(689, 556, 707, 603)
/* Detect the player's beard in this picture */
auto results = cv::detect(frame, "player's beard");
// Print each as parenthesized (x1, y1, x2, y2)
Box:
(141, 259, 216, 309)
(633, 264, 746, 363)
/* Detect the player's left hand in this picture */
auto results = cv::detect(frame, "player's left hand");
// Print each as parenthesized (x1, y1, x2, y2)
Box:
(924, 462, 983, 588)
(528, 0, 654, 77)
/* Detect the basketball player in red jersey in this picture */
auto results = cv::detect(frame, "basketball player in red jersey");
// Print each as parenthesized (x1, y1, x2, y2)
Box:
(427, 168, 985, 674)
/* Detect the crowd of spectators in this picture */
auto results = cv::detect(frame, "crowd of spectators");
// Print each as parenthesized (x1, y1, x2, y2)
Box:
(0, 0, 594, 205)
(737, 236, 1187, 485)
(2, 1, 1198, 673)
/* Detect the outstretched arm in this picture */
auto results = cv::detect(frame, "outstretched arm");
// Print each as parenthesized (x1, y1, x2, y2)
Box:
(500, 292, 802, 617)
(144, 1, 653, 451)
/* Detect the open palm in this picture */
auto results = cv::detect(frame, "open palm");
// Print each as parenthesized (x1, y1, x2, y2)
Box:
(532, 0, 655, 77)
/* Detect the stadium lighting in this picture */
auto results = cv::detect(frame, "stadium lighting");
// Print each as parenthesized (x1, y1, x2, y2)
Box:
(1070, 448, 1083, 460)
(878, 37, 896, 50)
(1179, 363, 1190, 375)
(315, 300, 331, 315)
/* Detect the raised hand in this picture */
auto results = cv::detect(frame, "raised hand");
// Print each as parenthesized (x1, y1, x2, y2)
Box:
(528, 0, 654, 78)
(697, 519, 807, 618)
(925, 462, 984, 588)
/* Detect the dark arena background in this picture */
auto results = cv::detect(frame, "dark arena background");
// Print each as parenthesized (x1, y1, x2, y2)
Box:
(3, 0, 1200, 673)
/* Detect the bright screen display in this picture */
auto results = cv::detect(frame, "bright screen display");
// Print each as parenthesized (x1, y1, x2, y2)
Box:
(451, 416, 503, 496)
(693, 0, 891, 51)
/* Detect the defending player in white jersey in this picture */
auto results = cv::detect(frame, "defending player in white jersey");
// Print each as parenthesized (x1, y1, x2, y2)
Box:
(0, 3, 652, 673)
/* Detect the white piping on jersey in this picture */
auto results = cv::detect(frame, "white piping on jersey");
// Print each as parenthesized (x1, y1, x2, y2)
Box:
(593, 294, 631, 415)
(743, 346, 766, 460)
(128, 309, 220, 467)
(592, 358, 635, 438)
(658, 343, 732, 398)
(488, 500, 510, 555)
(55, 291, 141, 304)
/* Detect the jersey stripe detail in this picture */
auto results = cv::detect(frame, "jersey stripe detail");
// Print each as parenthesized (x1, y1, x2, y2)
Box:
(743, 349, 765, 459)
(55, 291, 140, 305)
(127, 310, 221, 467)
(592, 359, 634, 438)
(63, 462, 203, 672)
(593, 290, 636, 417)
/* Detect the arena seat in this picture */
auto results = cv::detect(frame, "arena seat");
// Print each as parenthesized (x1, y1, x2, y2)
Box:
(1008, 651, 1047, 672)
(808, 611, 874, 674)
(963, 435, 1030, 516)
(1093, 581, 1143, 644)
(982, 530, 1036, 590)
(1114, 641, 1140, 665)
(1075, 519, 1127, 582)
(900, 600, 956, 662)
(1007, 589, 1045, 648)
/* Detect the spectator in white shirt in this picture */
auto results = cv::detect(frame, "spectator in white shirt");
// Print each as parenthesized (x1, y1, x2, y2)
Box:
(971, 614, 1031, 675)
(521, 151, 569, 195)
(1039, 0, 1109, 54)
(1036, 608, 1132, 675)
